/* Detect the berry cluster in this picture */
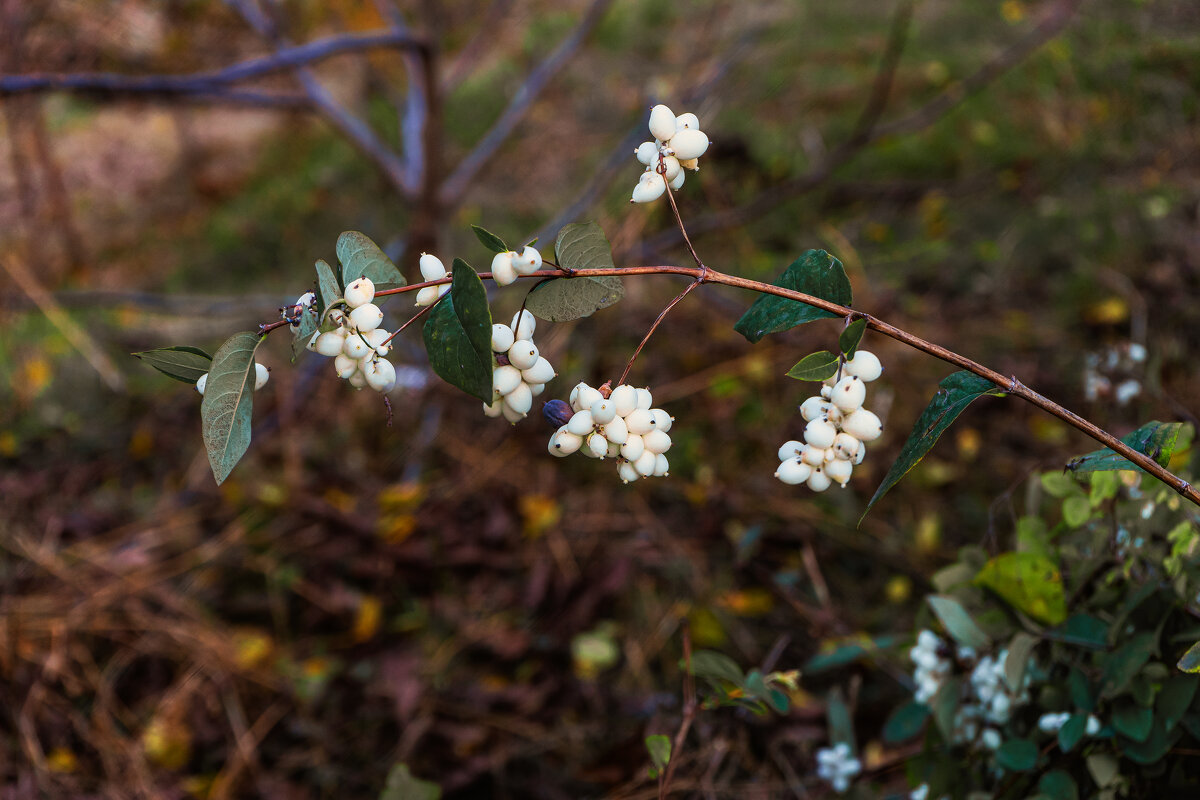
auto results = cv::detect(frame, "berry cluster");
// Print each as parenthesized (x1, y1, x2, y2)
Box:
(483, 310, 556, 423)
(774, 349, 884, 491)
(414, 253, 453, 307)
(196, 363, 269, 395)
(547, 383, 674, 483)
(305, 276, 397, 392)
(814, 742, 861, 794)
(490, 245, 543, 287)
(630, 104, 710, 203)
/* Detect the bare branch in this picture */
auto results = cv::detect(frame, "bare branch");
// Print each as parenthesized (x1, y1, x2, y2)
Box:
(0, 31, 427, 98)
(438, 0, 615, 208)
(224, 0, 418, 196)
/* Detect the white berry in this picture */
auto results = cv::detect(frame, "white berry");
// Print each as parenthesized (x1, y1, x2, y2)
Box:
(804, 418, 837, 449)
(419, 253, 447, 282)
(415, 285, 441, 307)
(511, 310, 536, 340)
(635, 141, 658, 166)
(493, 365, 523, 396)
(649, 409, 673, 432)
(334, 353, 358, 379)
(832, 375, 866, 412)
(591, 399, 616, 425)
(635, 388, 654, 410)
(669, 128, 709, 160)
(642, 429, 671, 454)
(631, 171, 666, 203)
(844, 350, 882, 382)
(621, 433, 645, 461)
(315, 330, 346, 357)
(587, 432, 610, 458)
(364, 358, 396, 392)
(633, 449, 658, 477)
(777, 440, 804, 461)
(503, 381, 533, 415)
(625, 409, 655, 435)
(648, 104, 677, 141)
(491, 251, 518, 286)
(196, 373, 207, 395)
(551, 428, 582, 456)
(513, 246, 542, 275)
(618, 459, 641, 483)
(344, 277, 375, 308)
(349, 303, 383, 333)
(807, 468, 832, 492)
(483, 399, 504, 418)
(491, 323, 515, 353)
(841, 409, 883, 442)
(343, 333, 371, 360)
(507, 340, 539, 370)
(653, 454, 670, 477)
(675, 112, 699, 131)
(566, 410, 595, 436)
(775, 458, 812, 485)
(603, 415, 629, 444)
(610, 385, 638, 417)
(825, 458, 853, 487)
(522, 357, 555, 385)
(363, 328, 392, 356)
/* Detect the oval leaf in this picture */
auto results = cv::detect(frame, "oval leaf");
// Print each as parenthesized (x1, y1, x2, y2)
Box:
(927, 595, 992, 650)
(686, 650, 745, 686)
(976, 552, 1067, 625)
(422, 260, 493, 403)
(1004, 632, 1039, 692)
(882, 700, 930, 744)
(1112, 700, 1153, 742)
(472, 224, 509, 254)
(1058, 712, 1088, 753)
(839, 318, 867, 359)
(786, 350, 839, 381)
(1066, 420, 1183, 473)
(380, 763, 441, 800)
(733, 250, 852, 343)
(644, 734, 671, 773)
(1100, 632, 1156, 699)
(315, 258, 342, 313)
(1037, 770, 1078, 800)
(865, 371, 1003, 517)
(200, 332, 263, 485)
(995, 738, 1038, 772)
(337, 230, 406, 290)
(133, 345, 212, 384)
(1178, 642, 1200, 676)
(525, 222, 624, 322)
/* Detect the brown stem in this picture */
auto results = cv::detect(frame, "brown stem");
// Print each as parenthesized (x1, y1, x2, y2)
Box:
(383, 295, 442, 345)
(269, 262, 1200, 507)
(658, 623, 696, 800)
(617, 281, 699, 388)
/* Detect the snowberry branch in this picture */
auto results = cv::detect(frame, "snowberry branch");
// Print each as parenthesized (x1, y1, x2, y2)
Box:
(346, 262, 1200, 507)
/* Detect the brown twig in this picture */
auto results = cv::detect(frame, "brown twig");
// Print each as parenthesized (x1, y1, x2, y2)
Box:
(658, 623, 696, 800)
(617, 281, 700, 388)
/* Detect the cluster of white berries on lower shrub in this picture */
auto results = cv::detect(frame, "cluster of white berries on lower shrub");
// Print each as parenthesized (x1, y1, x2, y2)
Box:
(304, 276, 397, 392)
(774, 349, 884, 491)
(547, 383, 674, 482)
(195, 363, 269, 395)
(631, 104, 710, 203)
(490, 245, 543, 287)
(414, 253, 452, 307)
(814, 742, 861, 794)
(483, 310, 556, 423)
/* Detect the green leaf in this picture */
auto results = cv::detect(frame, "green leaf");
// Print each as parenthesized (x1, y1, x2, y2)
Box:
(291, 304, 319, 362)
(1058, 713, 1088, 753)
(927, 595, 992, 650)
(801, 634, 902, 674)
(975, 552, 1067, 625)
(932, 676, 960, 742)
(422, 260, 494, 403)
(337, 230, 406, 290)
(765, 688, 790, 714)
(1037, 770, 1078, 800)
(1100, 632, 1157, 699)
(1004, 632, 1038, 692)
(839, 318, 867, 358)
(380, 763, 441, 800)
(882, 701, 930, 744)
(644, 734, 671, 773)
(1067, 420, 1184, 473)
(786, 350, 839, 381)
(1048, 614, 1109, 650)
(1041, 472, 1084, 498)
(471, 224, 509, 254)
(744, 669, 768, 698)
(1069, 666, 1096, 711)
(315, 258, 342, 312)
(524, 222, 624, 322)
(865, 371, 1003, 515)
(1062, 495, 1092, 528)
(1085, 754, 1120, 788)
(733, 250, 852, 343)
(1112, 699, 1153, 742)
(1120, 717, 1180, 765)
(1158, 675, 1199, 731)
(826, 687, 855, 748)
(1177, 641, 1200, 673)
(686, 650, 744, 686)
(132, 345, 212, 384)
(200, 332, 264, 485)
(995, 737, 1038, 772)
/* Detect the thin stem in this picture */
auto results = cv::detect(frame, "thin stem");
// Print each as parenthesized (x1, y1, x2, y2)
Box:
(383, 295, 441, 344)
(617, 281, 700, 388)
(658, 623, 695, 800)
(659, 159, 706, 278)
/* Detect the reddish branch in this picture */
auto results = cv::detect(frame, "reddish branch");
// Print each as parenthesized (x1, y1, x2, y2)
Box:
(366, 265, 1200, 508)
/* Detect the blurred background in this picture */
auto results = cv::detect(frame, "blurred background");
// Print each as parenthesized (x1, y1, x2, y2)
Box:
(1, 0, 1198, 797)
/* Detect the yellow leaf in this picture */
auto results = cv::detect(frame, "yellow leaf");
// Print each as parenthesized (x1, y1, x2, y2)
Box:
(976, 553, 1067, 625)
(1084, 297, 1129, 325)
(232, 629, 273, 669)
(353, 596, 382, 642)
(717, 588, 774, 617)
(46, 747, 78, 773)
(519, 494, 561, 538)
